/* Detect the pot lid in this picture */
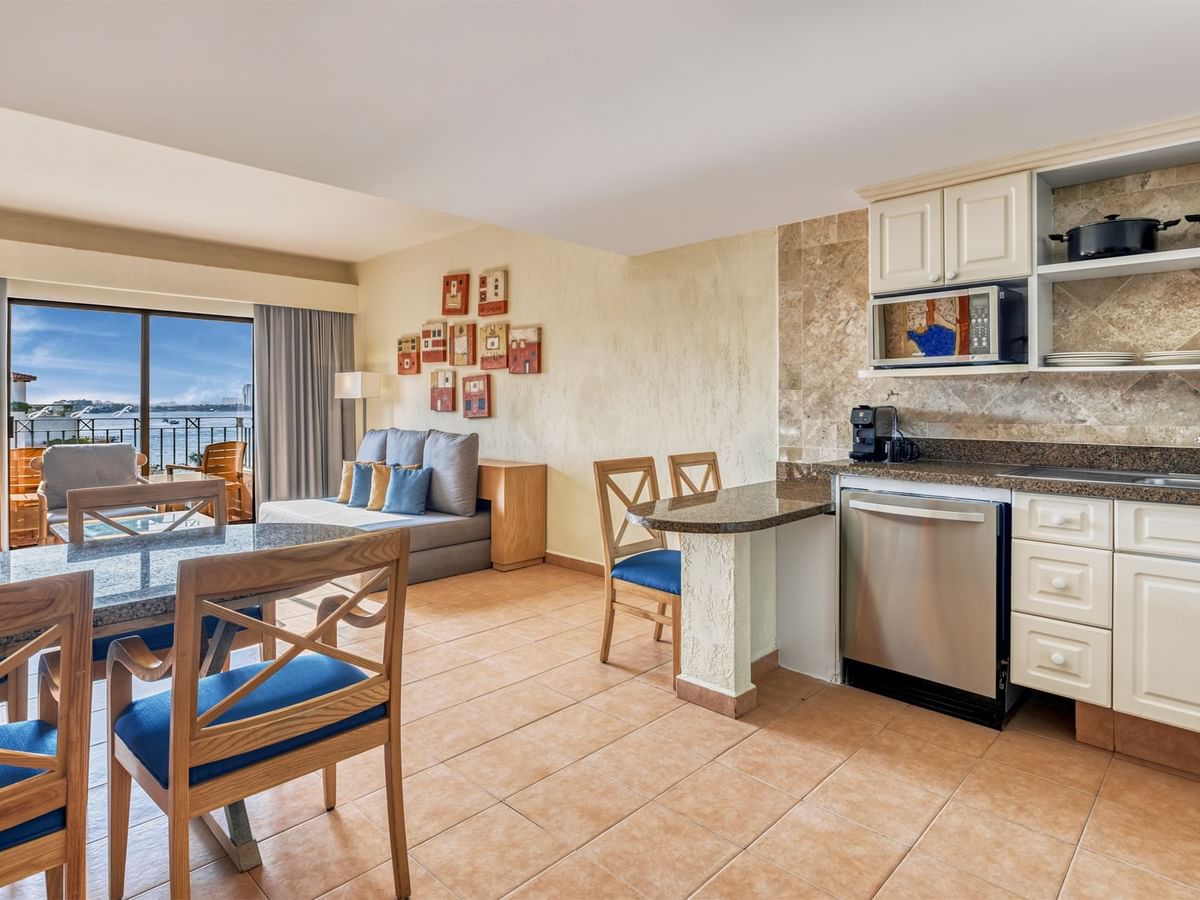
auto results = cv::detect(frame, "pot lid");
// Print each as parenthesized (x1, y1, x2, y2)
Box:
(1076, 214, 1166, 227)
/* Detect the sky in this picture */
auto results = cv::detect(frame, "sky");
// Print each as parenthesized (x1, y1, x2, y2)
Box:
(11, 304, 252, 407)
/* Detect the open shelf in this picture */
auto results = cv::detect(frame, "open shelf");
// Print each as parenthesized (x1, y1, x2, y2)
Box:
(1037, 246, 1200, 283)
(1034, 363, 1200, 373)
(857, 364, 1031, 379)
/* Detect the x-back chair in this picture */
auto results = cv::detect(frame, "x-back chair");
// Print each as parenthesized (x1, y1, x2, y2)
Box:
(668, 451, 722, 497)
(107, 530, 411, 900)
(0, 571, 93, 900)
(593, 457, 681, 685)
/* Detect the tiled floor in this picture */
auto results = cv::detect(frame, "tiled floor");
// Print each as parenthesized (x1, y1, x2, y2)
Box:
(4, 562, 1200, 899)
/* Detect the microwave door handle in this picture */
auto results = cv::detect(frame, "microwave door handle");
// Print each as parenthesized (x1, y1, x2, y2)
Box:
(847, 499, 987, 523)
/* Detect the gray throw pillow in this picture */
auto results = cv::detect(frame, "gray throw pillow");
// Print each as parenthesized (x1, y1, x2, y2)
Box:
(386, 428, 428, 467)
(423, 430, 479, 517)
(356, 428, 388, 462)
(42, 443, 138, 509)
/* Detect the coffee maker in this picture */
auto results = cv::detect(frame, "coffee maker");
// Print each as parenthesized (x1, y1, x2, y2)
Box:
(850, 405, 896, 461)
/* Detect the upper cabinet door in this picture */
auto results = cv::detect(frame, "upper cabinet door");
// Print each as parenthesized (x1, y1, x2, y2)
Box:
(943, 172, 1031, 284)
(869, 189, 944, 294)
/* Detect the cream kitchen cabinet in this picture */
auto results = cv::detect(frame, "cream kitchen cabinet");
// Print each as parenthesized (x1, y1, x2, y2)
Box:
(1113, 552, 1200, 732)
(868, 173, 1031, 294)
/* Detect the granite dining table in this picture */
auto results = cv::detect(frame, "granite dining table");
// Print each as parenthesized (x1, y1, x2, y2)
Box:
(626, 480, 834, 718)
(0, 521, 360, 871)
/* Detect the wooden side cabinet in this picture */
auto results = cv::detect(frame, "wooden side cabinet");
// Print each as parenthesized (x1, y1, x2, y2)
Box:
(868, 189, 943, 293)
(944, 172, 1031, 284)
(478, 459, 547, 571)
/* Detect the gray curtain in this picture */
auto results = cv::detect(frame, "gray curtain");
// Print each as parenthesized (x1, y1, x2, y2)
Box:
(253, 305, 355, 503)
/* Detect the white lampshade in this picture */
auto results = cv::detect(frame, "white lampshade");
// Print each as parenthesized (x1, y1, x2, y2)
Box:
(334, 371, 381, 400)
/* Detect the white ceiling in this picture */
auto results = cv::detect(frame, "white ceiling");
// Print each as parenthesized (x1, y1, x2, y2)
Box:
(1, 1, 1199, 258)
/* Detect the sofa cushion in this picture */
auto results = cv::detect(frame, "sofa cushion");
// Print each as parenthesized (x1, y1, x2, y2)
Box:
(612, 549, 681, 595)
(41, 443, 138, 510)
(336, 461, 355, 503)
(382, 467, 433, 516)
(367, 463, 392, 510)
(0, 720, 65, 852)
(347, 462, 375, 508)
(423, 430, 479, 517)
(356, 429, 388, 462)
(258, 499, 490, 553)
(385, 429, 428, 467)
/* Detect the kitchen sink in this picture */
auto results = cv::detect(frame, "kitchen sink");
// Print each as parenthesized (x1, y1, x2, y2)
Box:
(999, 466, 1200, 490)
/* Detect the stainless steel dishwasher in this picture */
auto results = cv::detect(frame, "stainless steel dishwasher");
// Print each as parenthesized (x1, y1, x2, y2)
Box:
(840, 488, 1015, 727)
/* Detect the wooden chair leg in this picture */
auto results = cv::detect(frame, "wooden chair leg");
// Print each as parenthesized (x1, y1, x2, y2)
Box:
(671, 596, 682, 690)
(598, 580, 616, 663)
(260, 601, 277, 660)
(383, 741, 411, 899)
(323, 764, 337, 811)
(108, 760, 132, 900)
(167, 810, 191, 900)
(44, 865, 63, 900)
(653, 602, 666, 642)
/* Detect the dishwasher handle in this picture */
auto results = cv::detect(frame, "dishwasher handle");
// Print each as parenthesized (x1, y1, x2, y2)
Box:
(846, 498, 987, 523)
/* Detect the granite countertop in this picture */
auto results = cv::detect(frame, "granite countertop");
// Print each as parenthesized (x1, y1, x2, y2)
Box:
(626, 480, 833, 534)
(0, 522, 358, 654)
(797, 458, 1200, 506)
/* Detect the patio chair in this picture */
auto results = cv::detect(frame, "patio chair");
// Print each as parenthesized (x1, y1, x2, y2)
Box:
(31, 443, 149, 545)
(166, 441, 248, 519)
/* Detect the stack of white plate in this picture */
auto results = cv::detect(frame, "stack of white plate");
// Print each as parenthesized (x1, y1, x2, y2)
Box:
(1143, 350, 1200, 366)
(1044, 351, 1136, 367)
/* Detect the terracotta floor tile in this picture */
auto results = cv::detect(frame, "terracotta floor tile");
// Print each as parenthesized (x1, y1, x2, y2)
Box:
(659, 762, 796, 846)
(446, 626, 530, 659)
(546, 598, 605, 626)
(353, 763, 495, 845)
(250, 805, 394, 900)
(416, 659, 526, 706)
(1081, 798, 1200, 888)
(767, 702, 882, 759)
(505, 852, 641, 899)
(851, 729, 977, 799)
(535, 654, 637, 700)
(402, 701, 511, 760)
(916, 800, 1076, 900)
(584, 727, 709, 796)
(604, 632, 673, 671)
(583, 802, 738, 900)
(444, 730, 572, 798)
(132, 857, 268, 900)
(400, 681, 460, 725)
(582, 678, 684, 726)
(487, 641, 577, 678)
(317, 858, 453, 899)
(87, 779, 161, 845)
(412, 804, 566, 900)
(508, 761, 648, 848)
(518, 589, 601, 615)
(401, 629, 442, 653)
(466, 681, 575, 732)
(399, 737, 440, 779)
(984, 730, 1111, 793)
(885, 704, 998, 757)
(1060, 848, 1200, 900)
(753, 675, 822, 716)
(645, 702, 758, 759)
(748, 801, 907, 899)
(1008, 694, 1078, 745)
(807, 758, 946, 845)
(416, 614, 496, 643)
(538, 624, 605, 659)
(693, 852, 832, 899)
(1099, 757, 1200, 832)
(517, 703, 634, 761)
(88, 814, 225, 899)
(875, 850, 1022, 899)
(956, 759, 1096, 843)
(500, 614, 578, 642)
(402, 643, 479, 684)
(718, 727, 843, 797)
(802, 684, 907, 725)
(240, 772, 329, 842)
(636, 660, 677, 691)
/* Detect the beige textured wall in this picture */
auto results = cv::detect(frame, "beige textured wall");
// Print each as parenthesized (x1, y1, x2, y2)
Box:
(355, 224, 779, 565)
(780, 207, 1200, 462)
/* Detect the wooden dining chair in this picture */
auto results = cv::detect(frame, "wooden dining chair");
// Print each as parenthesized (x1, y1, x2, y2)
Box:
(65, 478, 228, 543)
(0, 571, 93, 900)
(668, 451, 722, 497)
(106, 530, 411, 900)
(593, 457, 681, 686)
(166, 441, 248, 520)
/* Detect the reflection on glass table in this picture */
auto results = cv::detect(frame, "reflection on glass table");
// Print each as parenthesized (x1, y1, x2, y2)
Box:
(49, 509, 214, 543)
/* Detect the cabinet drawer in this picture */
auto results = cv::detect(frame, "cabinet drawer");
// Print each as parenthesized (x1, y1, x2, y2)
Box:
(1013, 493, 1112, 549)
(1011, 540, 1112, 627)
(1011, 612, 1111, 705)
(1116, 501, 1200, 561)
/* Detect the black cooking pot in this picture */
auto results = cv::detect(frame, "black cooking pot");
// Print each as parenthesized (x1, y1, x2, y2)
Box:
(1049, 214, 1184, 261)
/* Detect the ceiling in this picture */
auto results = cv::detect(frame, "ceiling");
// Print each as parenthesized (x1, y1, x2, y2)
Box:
(1, 1, 1199, 258)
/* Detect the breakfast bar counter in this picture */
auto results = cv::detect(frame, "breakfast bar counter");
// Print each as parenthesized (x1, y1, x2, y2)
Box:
(627, 480, 835, 718)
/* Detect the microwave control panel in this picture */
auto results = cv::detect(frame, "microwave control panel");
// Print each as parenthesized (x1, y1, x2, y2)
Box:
(968, 293, 992, 354)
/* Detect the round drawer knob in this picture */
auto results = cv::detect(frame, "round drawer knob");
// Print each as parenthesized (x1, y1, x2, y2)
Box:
(1050, 577, 1068, 590)
(1050, 652, 1067, 666)
(1050, 513, 1067, 526)
(928, 273, 940, 282)
(946, 270, 957, 280)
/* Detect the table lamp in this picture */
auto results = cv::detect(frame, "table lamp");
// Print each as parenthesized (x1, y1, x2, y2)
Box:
(334, 371, 381, 439)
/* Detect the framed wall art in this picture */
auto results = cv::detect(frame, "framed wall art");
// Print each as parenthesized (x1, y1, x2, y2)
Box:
(421, 321, 447, 363)
(397, 334, 421, 375)
(508, 325, 541, 374)
(442, 273, 470, 316)
(451, 322, 477, 367)
(462, 373, 491, 419)
(480, 321, 508, 370)
(478, 267, 509, 316)
(430, 369, 456, 412)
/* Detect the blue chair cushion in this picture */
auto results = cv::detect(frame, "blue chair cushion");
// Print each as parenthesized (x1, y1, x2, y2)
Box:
(347, 462, 375, 508)
(381, 467, 433, 516)
(114, 653, 385, 788)
(611, 549, 681, 595)
(0, 720, 65, 852)
(91, 606, 264, 662)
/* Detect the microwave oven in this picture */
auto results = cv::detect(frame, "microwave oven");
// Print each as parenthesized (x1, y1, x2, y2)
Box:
(867, 284, 1027, 369)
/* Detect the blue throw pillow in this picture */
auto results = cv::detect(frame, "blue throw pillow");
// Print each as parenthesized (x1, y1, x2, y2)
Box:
(347, 462, 375, 508)
(382, 467, 433, 516)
